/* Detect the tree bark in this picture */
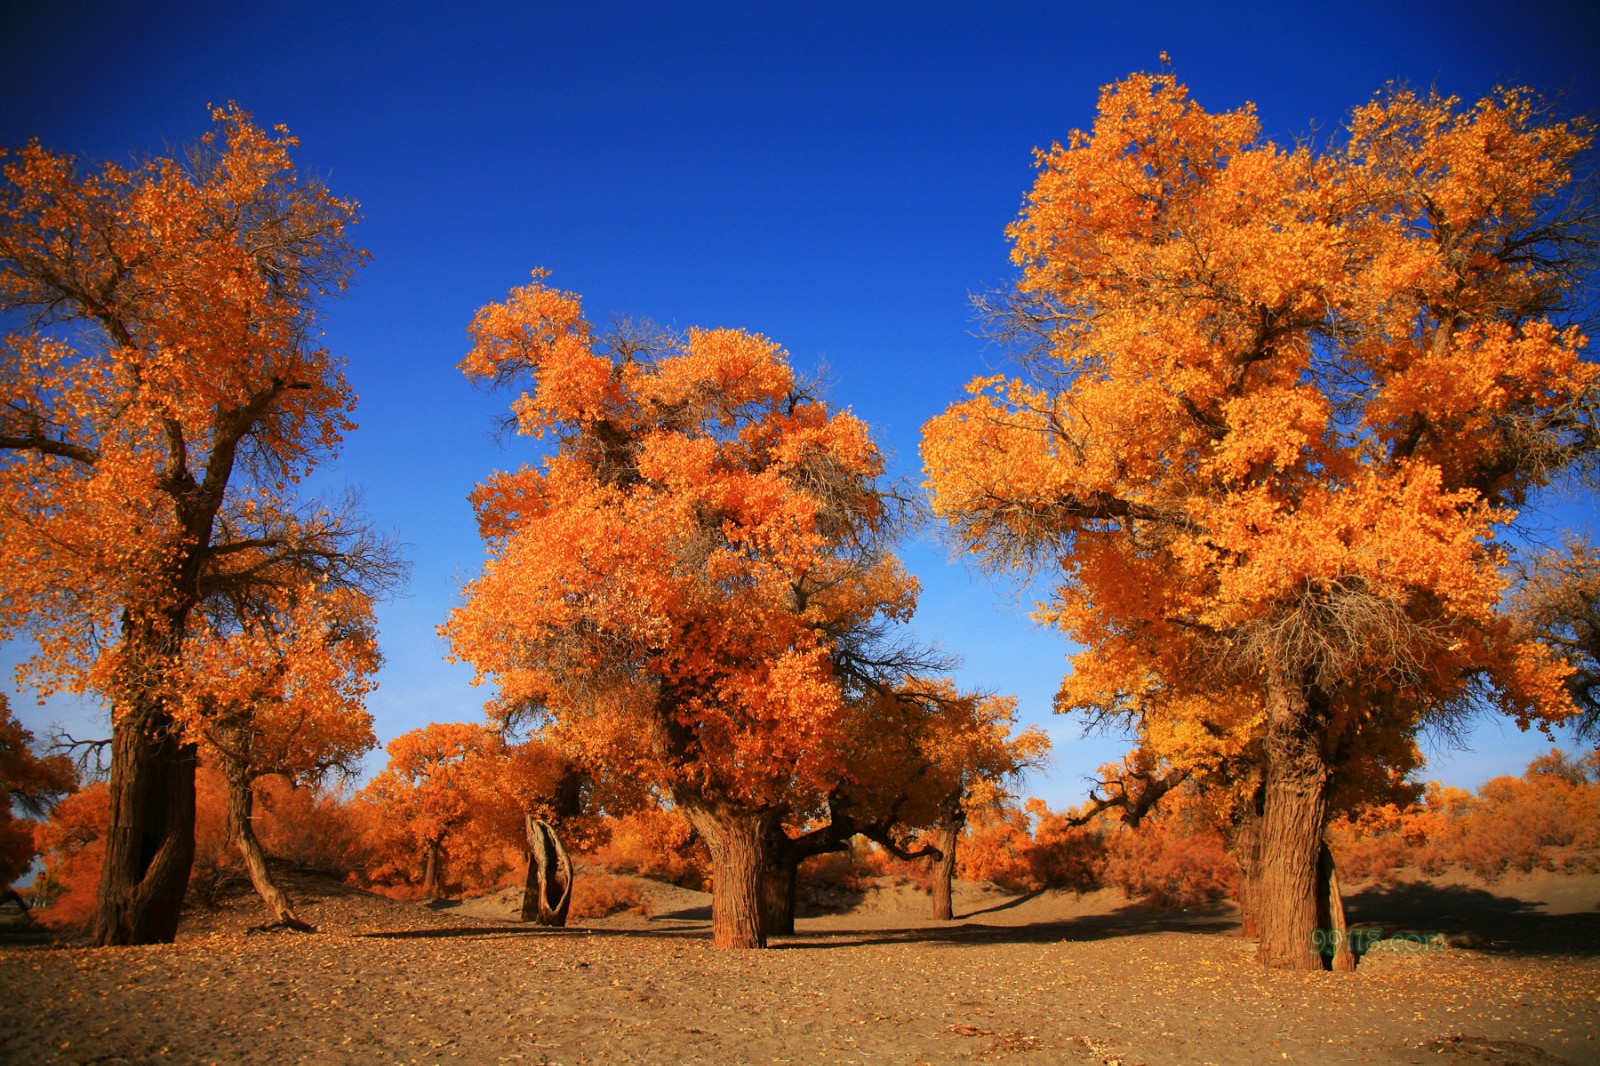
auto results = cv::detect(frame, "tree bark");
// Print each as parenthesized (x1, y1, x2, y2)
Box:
(92, 696, 197, 946)
(421, 838, 444, 898)
(1317, 840, 1355, 971)
(761, 830, 799, 937)
(1228, 791, 1264, 939)
(930, 815, 962, 921)
(679, 797, 778, 949)
(1255, 668, 1332, 971)
(521, 817, 573, 926)
(224, 766, 314, 932)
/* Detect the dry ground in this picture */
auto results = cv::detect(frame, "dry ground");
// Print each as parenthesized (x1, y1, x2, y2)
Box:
(2, 868, 1596, 1066)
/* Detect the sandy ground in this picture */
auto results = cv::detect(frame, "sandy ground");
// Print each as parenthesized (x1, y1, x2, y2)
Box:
(1, 868, 1596, 1066)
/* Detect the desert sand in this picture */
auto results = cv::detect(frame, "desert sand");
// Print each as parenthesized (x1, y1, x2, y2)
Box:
(2, 868, 1596, 1065)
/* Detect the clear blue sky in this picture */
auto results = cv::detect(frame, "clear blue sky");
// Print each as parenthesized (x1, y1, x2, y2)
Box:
(3, 1, 1597, 806)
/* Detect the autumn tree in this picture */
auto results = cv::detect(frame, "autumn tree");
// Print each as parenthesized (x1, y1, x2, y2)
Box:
(757, 680, 1046, 931)
(455, 728, 596, 925)
(1515, 539, 1600, 739)
(181, 584, 383, 929)
(0, 694, 77, 899)
(446, 276, 922, 948)
(900, 684, 1046, 921)
(0, 108, 377, 944)
(357, 722, 501, 898)
(923, 72, 1596, 969)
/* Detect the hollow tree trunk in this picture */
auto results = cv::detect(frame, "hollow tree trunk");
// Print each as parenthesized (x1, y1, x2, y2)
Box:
(521, 816, 573, 926)
(930, 815, 962, 921)
(679, 797, 778, 949)
(1317, 840, 1355, 971)
(761, 831, 799, 937)
(93, 694, 198, 947)
(224, 765, 314, 932)
(1255, 668, 1332, 971)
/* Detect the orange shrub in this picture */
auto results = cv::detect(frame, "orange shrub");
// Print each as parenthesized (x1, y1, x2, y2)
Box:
(569, 873, 652, 919)
(1027, 801, 1109, 892)
(1101, 823, 1234, 909)
(959, 807, 1042, 891)
(798, 846, 880, 894)
(1328, 751, 1600, 883)
(252, 775, 369, 878)
(854, 840, 933, 889)
(592, 806, 708, 888)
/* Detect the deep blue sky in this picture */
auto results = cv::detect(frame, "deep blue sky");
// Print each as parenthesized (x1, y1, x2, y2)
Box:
(3, 1, 1597, 806)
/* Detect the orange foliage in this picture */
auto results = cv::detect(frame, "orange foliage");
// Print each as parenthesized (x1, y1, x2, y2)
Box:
(0, 694, 76, 887)
(0, 104, 369, 713)
(1102, 824, 1235, 910)
(0, 106, 378, 943)
(592, 805, 708, 888)
(446, 277, 917, 814)
(446, 274, 925, 946)
(32, 783, 107, 929)
(922, 69, 1595, 967)
(1328, 750, 1600, 883)
(354, 723, 504, 896)
(956, 801, 1107, 893)
(568, 873, 653, 920)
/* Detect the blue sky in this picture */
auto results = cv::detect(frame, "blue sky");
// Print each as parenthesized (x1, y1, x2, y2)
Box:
(3, 1, 1597, 806)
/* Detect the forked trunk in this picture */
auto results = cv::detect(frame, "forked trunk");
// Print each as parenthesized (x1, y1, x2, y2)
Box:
(521, 816, 573, 926)
(761, 834, 799, 937)
(1317, 840, 1355, 971)
(1255, 668, 1331, 971)
(680, 797, 778, 949)
(930, 816, 962, 921)
(93, 697, 198, 946)
(224, 767, 314, 932)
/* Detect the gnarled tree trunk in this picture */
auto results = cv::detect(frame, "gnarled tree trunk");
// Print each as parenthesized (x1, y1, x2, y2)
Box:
(1228, 788, 1264, 939)
(223, 765, 314, 932)
(521, 816, 573, 926)
(680, 797, 778, 949)
(1317, 840, 1355, 971)
(761, 830, 800, 937)
(1255, 668, 1332, 971)
(930, 815, 962, 921)
(93, 692, 198, 946)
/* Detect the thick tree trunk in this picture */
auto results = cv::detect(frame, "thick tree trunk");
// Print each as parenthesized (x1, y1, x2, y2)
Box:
(521, 817, 573, 926)
(680, 798, 778, 949)
(930, 816, 962, 921)
(224, 767, 314, 932)
(1317, 840, 1355, 971)
(1229, 792, 1264, 939)
(92, 699, 197, 946)
(1255, 668, 1332, 971)
(761, 832, 799, 937)
(421, 838, 444, 898)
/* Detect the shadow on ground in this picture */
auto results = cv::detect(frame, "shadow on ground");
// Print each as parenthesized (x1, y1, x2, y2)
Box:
(1345, 880, 1600, 957)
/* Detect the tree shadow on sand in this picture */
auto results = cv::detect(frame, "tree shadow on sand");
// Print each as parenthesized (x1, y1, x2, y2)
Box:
(358, 899, 1234, 950)
(1345, 880, 1600, 958)
(356, 882, 1599, 957)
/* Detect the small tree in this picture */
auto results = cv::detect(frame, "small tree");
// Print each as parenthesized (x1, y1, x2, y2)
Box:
(357, 723, 499, 898)
(182, 585, 384, 929)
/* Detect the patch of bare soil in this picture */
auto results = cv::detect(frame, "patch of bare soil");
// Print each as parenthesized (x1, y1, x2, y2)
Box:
(2, 868, 1596, 1065)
